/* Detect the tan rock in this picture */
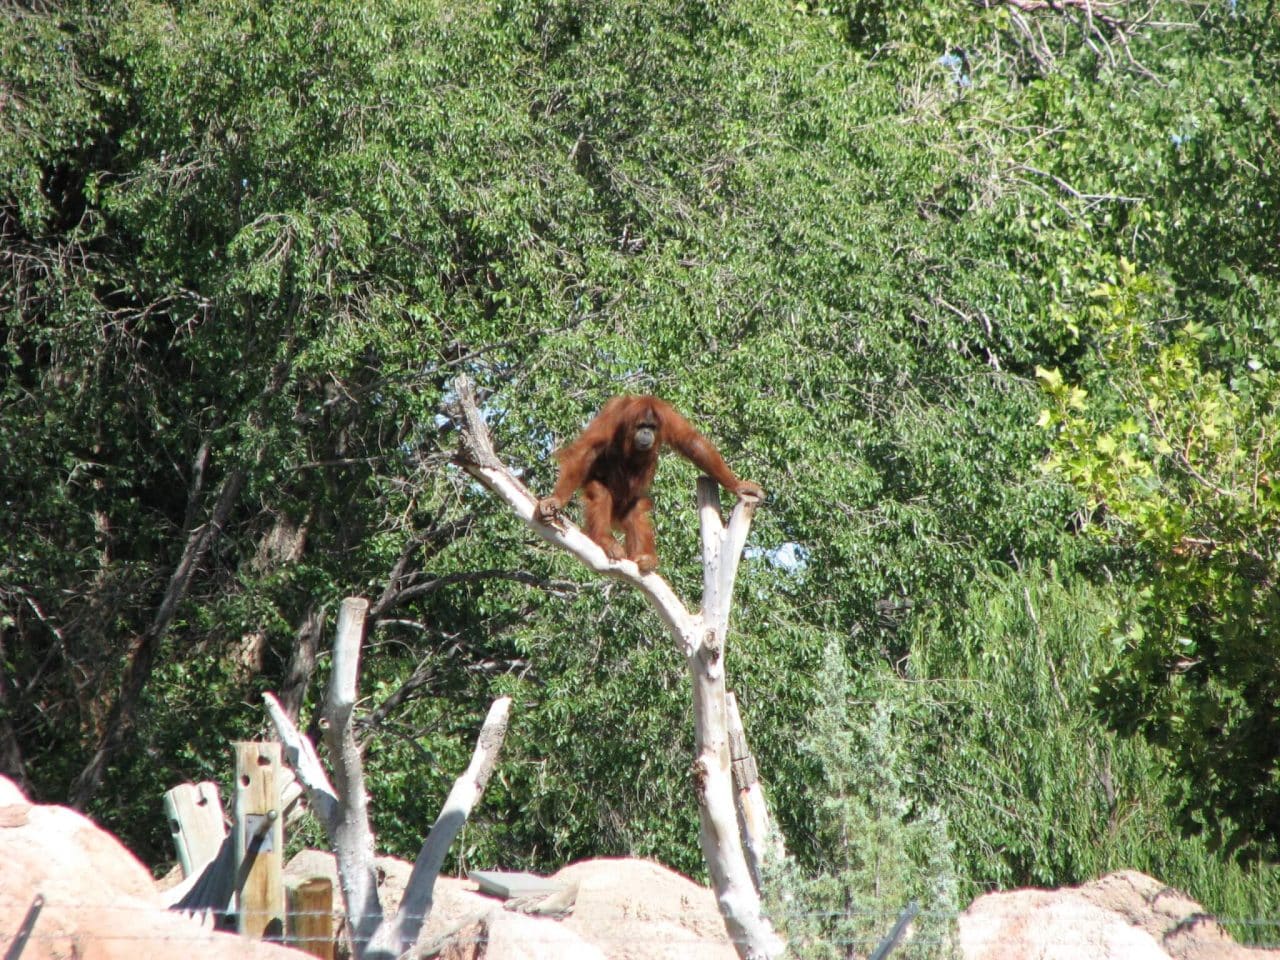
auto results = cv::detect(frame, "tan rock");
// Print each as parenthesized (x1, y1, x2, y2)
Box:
(959, 870, 1278, 960)
(442, 908, 606, 960)
(554, 858, 737, 960)
(0, 775, 309, 960)
(280, 852, 737, 960)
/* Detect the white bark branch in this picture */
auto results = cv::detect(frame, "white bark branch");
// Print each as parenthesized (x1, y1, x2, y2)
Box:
(459, 457, 699, 652)
(451, 377, 784, 960)
(264, 596, 513, 960)
(262, 691, 338, 825)
(322, 598, 384, 955)
(692, 480, 784, 960)
(367, 696, 512, 958)
(699, 480, 758, 637)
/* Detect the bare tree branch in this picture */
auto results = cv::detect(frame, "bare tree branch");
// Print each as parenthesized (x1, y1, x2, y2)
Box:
(977, 0, 1184, 77)
(373, 569, 579, 614)
(279, 603, 328, 722)
(264, 595, 514, 960)
(447, 376, 784, 960)
(71, 463, 245, 809)
(366, 697, 512, 957)
(263, 691, 339, 826)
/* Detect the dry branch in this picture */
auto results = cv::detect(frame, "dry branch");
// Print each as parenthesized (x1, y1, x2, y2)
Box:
(367, 696, 512, 957)
(449, 377, 784, 960)
(264, 597, 512, 960)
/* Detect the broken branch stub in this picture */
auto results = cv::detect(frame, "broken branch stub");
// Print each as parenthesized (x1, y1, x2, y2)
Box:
(264, 596, 512, 960)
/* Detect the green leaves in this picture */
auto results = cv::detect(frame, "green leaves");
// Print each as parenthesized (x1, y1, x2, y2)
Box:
(1038, 259, 1280, 859)
(5, 0, 1280, 923)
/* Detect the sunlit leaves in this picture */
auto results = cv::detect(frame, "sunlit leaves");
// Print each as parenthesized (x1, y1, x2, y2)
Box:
(1038, 259, 1280, 857)
(6, 0, 1280, 914)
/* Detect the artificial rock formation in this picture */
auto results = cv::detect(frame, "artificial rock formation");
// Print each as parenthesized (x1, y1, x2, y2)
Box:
(0, 775, 308, 960)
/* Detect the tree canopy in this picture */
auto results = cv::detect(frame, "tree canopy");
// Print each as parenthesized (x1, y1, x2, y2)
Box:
(3, 0, 1278, 940)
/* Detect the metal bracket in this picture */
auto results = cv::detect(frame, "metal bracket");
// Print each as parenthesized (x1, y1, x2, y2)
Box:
(244, 810, 277, 853)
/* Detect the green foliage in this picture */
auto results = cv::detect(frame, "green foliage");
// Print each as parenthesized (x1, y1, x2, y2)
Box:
(3, 0, 1280, 937)
(1038, 259, 1280, 858)
(906, 563, 1280, 941)
(768, 641, 957, 959)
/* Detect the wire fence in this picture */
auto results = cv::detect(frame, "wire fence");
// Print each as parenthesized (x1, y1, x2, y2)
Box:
(4, 899, 1280, 953)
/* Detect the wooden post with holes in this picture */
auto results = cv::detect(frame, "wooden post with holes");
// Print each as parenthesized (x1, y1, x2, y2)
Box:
(164, 781, 226, 877)
(287, 877, 335, 959)
(233, 741, 285, 940)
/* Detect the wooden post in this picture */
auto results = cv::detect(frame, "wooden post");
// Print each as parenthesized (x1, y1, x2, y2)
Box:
(234, 741, 285, 940)
(287, 877, 335, 960)
(164, 781, 226, 877)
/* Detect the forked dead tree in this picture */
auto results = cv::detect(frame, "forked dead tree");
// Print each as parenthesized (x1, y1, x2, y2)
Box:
(450, 378, 785, 960)
(263, 597, 511, 960)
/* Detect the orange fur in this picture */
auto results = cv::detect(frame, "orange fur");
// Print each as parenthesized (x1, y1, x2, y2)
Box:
(535, 396, 763, 572)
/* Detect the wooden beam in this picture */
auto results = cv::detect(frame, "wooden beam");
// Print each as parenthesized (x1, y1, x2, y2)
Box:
(233, 741, 285, 940)
(164, 781, 226, 877)
(288, 877, 335, 960)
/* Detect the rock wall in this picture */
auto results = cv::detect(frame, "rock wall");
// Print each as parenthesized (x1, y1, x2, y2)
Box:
(4, 774, 1276, 960)
(0, 775, 308, 960)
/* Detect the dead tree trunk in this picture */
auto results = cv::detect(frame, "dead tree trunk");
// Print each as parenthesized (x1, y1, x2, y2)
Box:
(264, 597, 511, 960)
(450, 378, 785, 960)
